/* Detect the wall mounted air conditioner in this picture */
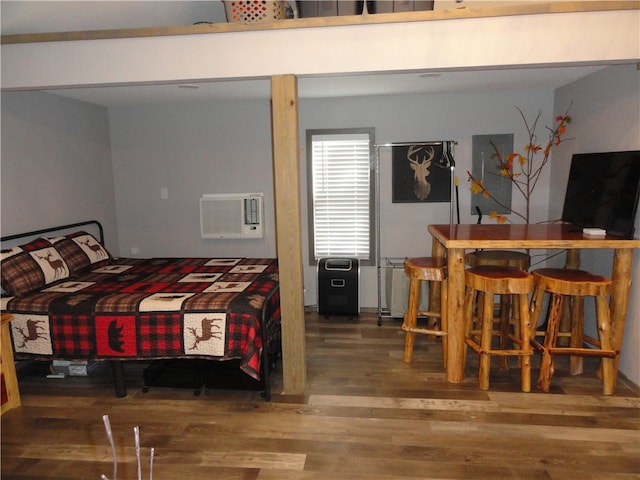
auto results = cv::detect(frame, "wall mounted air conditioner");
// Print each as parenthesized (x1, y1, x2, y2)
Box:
(200, 193, 264, 239)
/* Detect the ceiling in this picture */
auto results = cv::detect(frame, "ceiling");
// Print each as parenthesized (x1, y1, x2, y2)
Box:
(39, 67, 605, 107)
(0, 1, 609, 107)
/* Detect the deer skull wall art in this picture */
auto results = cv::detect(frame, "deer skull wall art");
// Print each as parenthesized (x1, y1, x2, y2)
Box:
(407, 145, 435, 201)
(391, 143, 451, 203)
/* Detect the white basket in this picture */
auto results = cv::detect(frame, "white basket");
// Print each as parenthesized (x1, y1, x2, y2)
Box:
(224, 1, 286, 23)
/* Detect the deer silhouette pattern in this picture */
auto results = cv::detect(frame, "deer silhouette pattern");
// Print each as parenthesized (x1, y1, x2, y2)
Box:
(11, 315, 52, 355)
(32, 248, 68, 281)
(184, 313, 226, 356)
(76, 236, 108, 260)
(187, 317, 223, 351)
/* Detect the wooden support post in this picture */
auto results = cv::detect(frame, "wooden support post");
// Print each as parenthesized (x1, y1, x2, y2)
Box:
(271, 74, 306, 396)
(1, 314, 20, 415)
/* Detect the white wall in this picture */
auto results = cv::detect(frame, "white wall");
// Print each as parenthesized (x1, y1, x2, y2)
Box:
(3, 10, 638, 91)
(552, 64, 640, 385)
(0, 91, 119, 251)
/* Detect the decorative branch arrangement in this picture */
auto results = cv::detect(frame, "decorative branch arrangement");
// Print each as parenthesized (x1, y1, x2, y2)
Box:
(467, 106, 571, 224)
(101, 415, 154, 480)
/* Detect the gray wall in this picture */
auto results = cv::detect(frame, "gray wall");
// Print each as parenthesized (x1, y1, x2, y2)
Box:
(1, 91, 119, 250)
(552, 64, 640, 385)
(299, 89, 556, 307)
(0, 86, 591, 308)
(108, 99, 276, 259)
(106, 87, 556, 309)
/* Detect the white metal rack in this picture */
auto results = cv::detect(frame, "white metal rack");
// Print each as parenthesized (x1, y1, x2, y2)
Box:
(377, 256, 406, 325)
(374, 141, 457, 326)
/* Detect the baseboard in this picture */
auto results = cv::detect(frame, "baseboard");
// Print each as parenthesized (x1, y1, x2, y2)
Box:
(305, 305, 378, 314)
(617, 370, 640, 395)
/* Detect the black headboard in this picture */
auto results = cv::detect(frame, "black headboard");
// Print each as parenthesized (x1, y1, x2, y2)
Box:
(1, 220, 105, 245)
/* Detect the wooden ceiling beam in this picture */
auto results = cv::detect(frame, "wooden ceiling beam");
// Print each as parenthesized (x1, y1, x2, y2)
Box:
(2, 1, 637, 45)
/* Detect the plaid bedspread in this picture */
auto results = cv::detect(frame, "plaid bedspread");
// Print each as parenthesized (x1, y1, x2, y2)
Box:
(1, 257, 280, 380)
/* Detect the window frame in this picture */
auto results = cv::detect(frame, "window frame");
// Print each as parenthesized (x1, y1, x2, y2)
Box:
(306, 127, 376, 266)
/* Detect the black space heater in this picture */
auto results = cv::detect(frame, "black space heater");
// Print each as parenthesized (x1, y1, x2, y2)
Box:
(317, 258, 360, 316)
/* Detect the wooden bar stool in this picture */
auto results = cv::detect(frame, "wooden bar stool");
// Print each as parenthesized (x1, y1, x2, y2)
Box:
(402, 257, 447, 366)
(465, 250, 531, 370)
(529, 268, 617, 395)
(464, 265, 534, 392)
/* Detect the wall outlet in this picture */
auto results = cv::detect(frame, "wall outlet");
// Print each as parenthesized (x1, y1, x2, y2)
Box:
(160, 187, 168, 200)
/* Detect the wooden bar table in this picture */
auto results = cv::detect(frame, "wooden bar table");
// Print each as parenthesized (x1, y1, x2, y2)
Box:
(428, 223, 640, 385)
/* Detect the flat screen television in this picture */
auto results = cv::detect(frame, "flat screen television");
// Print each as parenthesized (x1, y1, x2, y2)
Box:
(561, 150, 640, 239)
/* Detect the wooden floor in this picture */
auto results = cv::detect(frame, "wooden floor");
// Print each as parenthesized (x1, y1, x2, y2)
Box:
(2, 311, 639, 480)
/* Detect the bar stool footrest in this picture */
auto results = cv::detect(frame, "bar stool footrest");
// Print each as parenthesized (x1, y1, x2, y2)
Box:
(548, 347, 616, 358)
(404, 326, 446, 337)
(466, 339, 532, 357)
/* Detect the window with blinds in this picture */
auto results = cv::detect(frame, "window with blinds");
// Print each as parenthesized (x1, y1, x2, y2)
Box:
(307, 128, 375, 265)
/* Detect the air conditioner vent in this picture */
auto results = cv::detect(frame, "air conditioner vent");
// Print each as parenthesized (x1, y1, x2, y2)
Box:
(200, 193, 264, 239)
(244, 197, 260, 225)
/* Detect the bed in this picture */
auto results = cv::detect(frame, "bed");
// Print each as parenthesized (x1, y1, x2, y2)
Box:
(0, 221, 281, 400)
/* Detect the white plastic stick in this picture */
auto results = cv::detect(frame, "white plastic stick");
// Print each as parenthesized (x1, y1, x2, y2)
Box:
(102, 415, 117, 480)
(134, 426, 141, 480)
(149, 447, 155, 480)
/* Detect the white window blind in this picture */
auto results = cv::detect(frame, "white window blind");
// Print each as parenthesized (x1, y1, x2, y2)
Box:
(311, 132, 372, 260)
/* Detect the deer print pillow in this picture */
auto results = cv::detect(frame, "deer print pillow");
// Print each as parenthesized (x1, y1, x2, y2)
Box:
(1, 237, 71, 296)
(48, 231, 112, 275)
